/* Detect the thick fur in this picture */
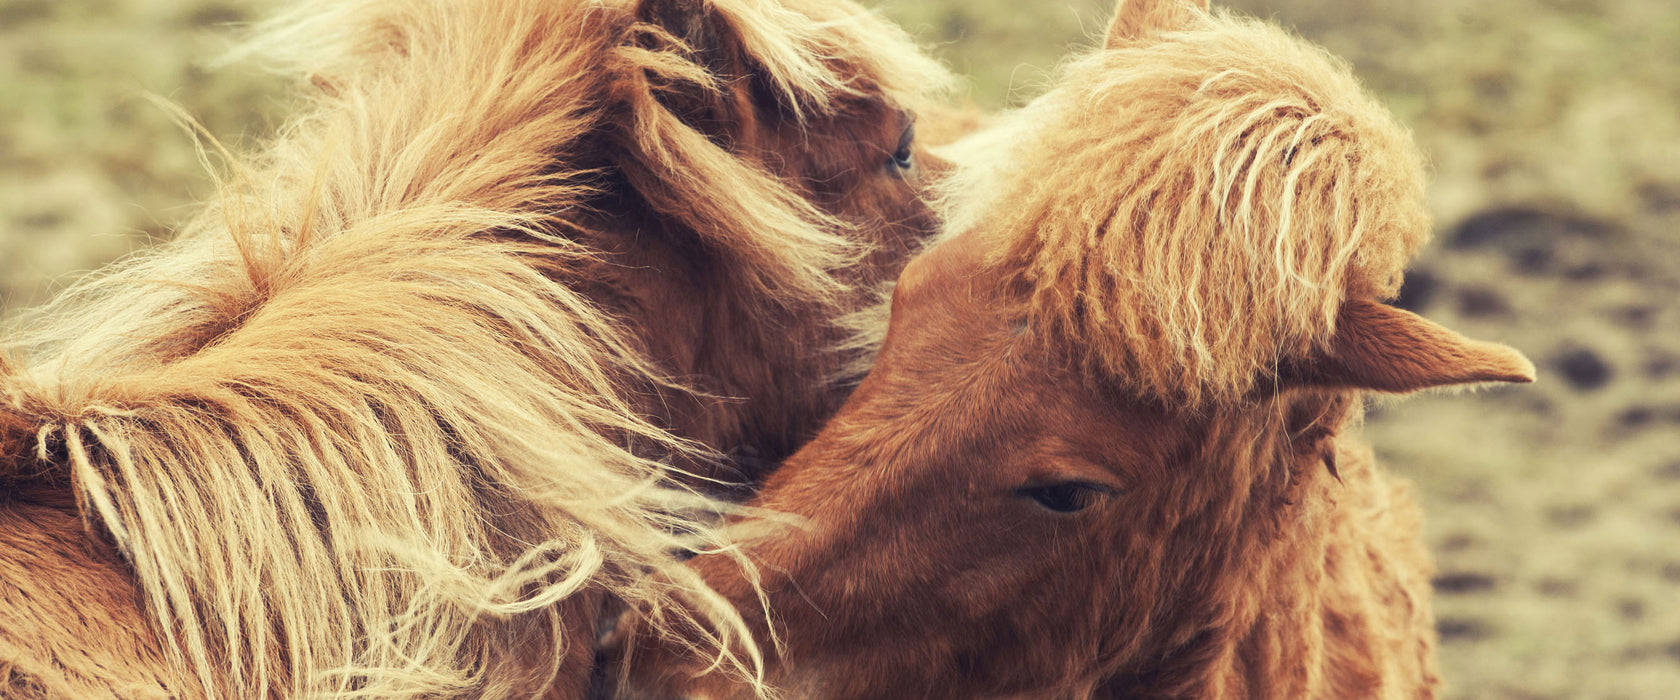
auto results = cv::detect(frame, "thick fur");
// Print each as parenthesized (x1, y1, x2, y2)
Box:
(940, 7, 1430, 406)
(0, 501, 185, 699)
(0, 0, 949, 697)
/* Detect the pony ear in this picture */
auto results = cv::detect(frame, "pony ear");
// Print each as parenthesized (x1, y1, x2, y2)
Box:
(1290, 298, 1536, 394)
(1106, 0, 1210, 48)
(637, 0, 732, 67)
(632, 0, 757, 122)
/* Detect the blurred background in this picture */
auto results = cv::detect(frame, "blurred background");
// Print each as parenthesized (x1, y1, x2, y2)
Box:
(1, 0, 1676, 697)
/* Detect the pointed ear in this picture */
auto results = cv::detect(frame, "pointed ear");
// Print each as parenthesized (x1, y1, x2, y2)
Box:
(1106, 0, 1210, 48)
(1290, 298, 1536, 393)
(636, 0, 732, 68)
(630, 0, 754, 123)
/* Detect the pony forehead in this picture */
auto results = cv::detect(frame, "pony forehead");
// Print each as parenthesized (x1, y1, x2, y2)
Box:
(728, 0, 953, 113)
(938, 10, 1430, 407)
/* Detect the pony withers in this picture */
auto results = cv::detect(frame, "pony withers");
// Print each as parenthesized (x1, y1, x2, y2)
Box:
(624, 0, 1533, 698)
(0, 0, 952, 697)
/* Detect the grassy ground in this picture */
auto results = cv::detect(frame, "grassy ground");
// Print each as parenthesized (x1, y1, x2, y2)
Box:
(2, 1, 1677, 698)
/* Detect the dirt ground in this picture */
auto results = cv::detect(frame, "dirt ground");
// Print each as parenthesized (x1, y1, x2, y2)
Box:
(2, 1, 1677, 698)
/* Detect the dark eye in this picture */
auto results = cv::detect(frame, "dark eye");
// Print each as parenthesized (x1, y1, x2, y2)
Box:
(1015, 482, 1116, 514)
(887, 122, 916, 171)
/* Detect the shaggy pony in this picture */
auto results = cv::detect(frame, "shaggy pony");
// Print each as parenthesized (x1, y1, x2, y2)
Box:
(622, 1, 1533, 698)
(0, 0, 948, 697)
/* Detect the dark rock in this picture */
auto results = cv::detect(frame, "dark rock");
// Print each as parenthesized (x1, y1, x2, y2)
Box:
(1631, 638, 1680, 665)
(1638, 182, 1680, 214)
(0, 0, 53, 25)
(1553, 348, 1613, 392)
(1436, 617, 1492, 641)
(1520, 393, 1557, 417)
(1511, 247, 1555, 275)
(1644, 351, 1679, 379)
(1613, 406, 1680, 434)
(1617, 407, 1656, 430)
(1448, 207, 1619, 251)
(1456, 286, 1513, 318)
(1393, 268, 1440, 312)
(1618, 597, 1645, 621)
(1656, 462, 1680, 482)
(1433, 572, 1498, 594)
(1563, 262, 1609, 281)
(1445, 207, 1623, 277)
(188, 4, 251, 26)
(1438, 533, 1480, 552)
(1615, 305, 1659, 330)
(19, 212, 65, 230)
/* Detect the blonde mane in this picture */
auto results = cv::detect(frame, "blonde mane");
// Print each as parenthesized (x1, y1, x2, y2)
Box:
(0, 0, 945, 697)
(939, 9, 1430, 407)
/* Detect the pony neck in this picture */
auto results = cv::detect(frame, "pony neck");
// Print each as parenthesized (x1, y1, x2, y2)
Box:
(564, 184, 866, 485)
(1110, 396, 1350, 699)
(1213, 434, 1438, 700)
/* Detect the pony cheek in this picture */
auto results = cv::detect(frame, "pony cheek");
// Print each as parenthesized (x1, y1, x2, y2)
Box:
(841, 176, 941, 258)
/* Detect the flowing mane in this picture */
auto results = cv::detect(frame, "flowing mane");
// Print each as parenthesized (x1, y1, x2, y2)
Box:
(939, 8, 1430, 406)
(0, 0, 947, 697)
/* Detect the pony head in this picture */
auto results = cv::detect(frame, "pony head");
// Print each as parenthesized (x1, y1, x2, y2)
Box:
(943, 0, 1438, 407)
(608, 0, 954, 308)
(624, 0, 1532, 697)
(0, 0, 955, 696)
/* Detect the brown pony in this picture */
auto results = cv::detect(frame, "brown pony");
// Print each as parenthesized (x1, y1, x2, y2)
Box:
(623, 1, 1534, 698)
(0, 0, 950, 697)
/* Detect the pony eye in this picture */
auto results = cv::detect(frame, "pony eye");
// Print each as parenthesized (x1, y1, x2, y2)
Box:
(887, 123, 916, 171)
(1015, 482, 1115, 514)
